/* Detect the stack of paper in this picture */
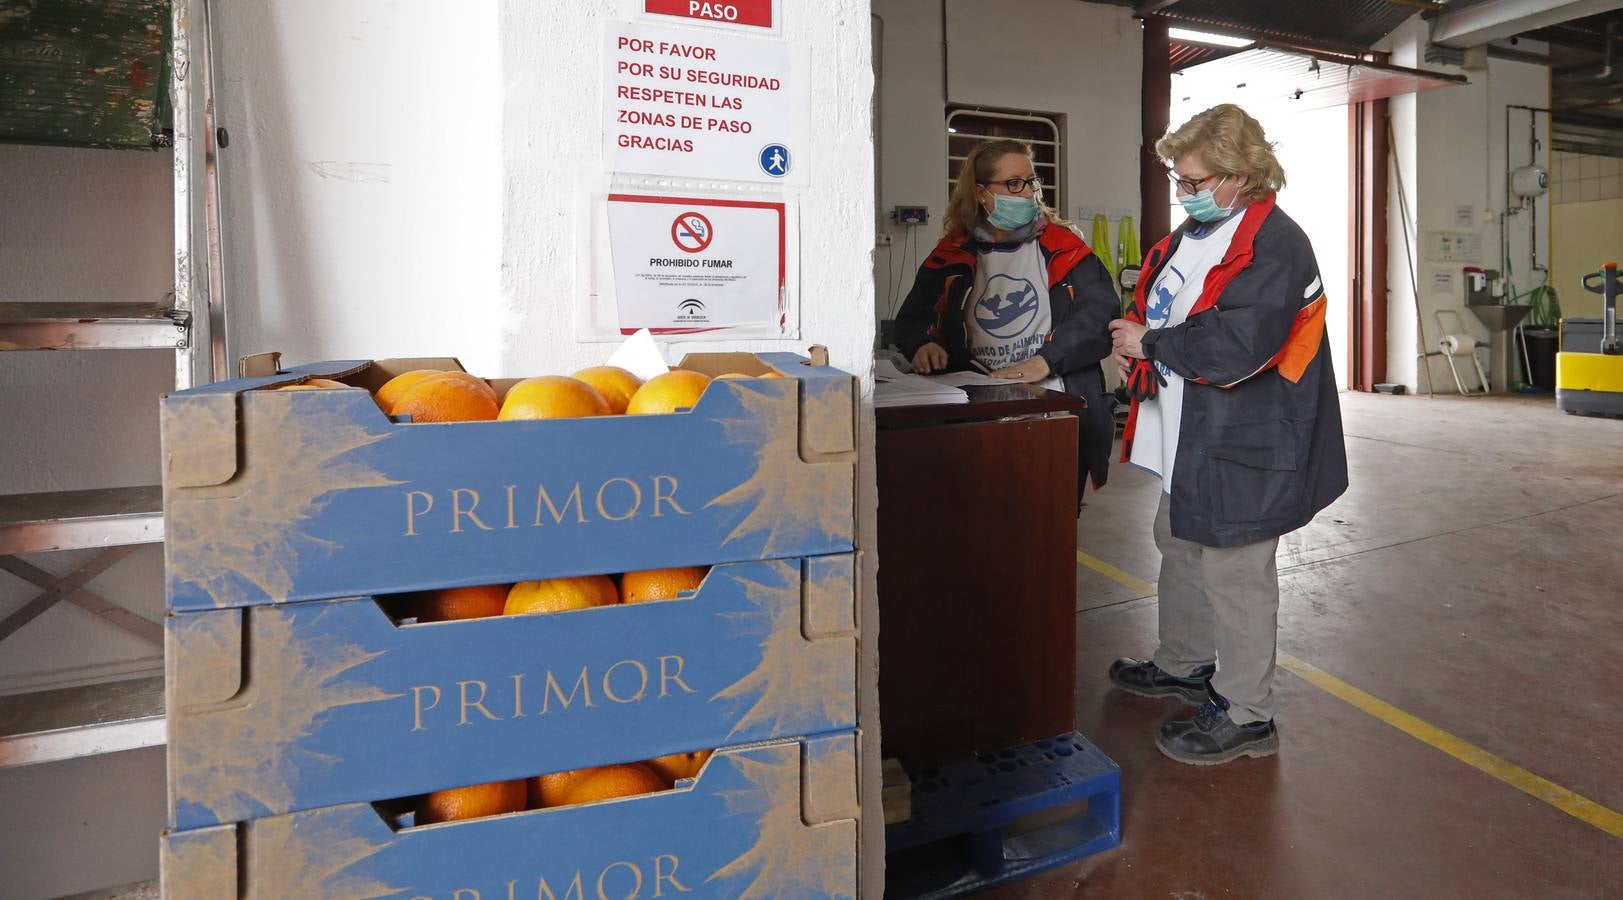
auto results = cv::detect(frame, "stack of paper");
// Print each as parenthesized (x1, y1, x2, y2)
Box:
(874, 360, 969, 408)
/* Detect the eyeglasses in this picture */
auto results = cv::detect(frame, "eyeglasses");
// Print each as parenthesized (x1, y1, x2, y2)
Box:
(979, 176, 1043, 194)
(1167, 170, 1223, 195)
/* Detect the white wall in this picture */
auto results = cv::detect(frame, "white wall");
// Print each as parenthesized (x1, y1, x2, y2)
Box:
(872, 0, 1142, 320)
(1381, 17, 1551, 391)
(211, 0, 505, 370)
(215, 0, 883, 895)
(1552, 149, 1623, 205)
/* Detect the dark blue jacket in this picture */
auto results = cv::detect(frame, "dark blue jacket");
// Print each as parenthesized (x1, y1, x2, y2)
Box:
(1125, 196, 1348, 547)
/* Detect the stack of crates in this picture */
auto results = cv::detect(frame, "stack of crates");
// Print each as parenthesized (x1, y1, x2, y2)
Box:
(158, 350, 862, 898)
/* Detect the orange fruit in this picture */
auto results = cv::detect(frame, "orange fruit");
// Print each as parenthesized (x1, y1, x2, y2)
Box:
(560, 763, 666, 806)
(417, 779, 526, 824)
(376, 369, 447, 411)
(392, 373, 500, 423)
(427, 371, 498, 404)
(528, 767, 596, 809)
(625, 370, 712, 415)
(499, 376, 611, 421)
(570, 366, 644, 415)
(715, 373, 752, 380)
(277, 377, 350, 391)
(646, 750, 713, 786)
(419, 584, 510, 622)
(621, 566, 708, 604)
(505, 575, 619, 615)
(762, 372, 785, 379)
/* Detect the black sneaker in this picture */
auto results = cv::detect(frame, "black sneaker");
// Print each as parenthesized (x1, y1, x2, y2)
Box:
(1155, 698, 1279, 766)
(1107, 658, 1214, 704)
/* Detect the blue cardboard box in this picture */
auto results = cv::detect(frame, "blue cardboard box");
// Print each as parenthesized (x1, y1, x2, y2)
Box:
(162, 733, 858, 899)
(161, 352, 857, 612)
(166, 554, 858, 830)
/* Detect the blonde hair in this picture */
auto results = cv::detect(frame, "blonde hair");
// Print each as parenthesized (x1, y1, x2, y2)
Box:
(1157, 104, 1285, 200)
(943, 139, 1067, 238)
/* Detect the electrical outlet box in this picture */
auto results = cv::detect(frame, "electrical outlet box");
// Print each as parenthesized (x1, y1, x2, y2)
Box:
(893, 206, 928, 226)
(876, 233, 894, 247)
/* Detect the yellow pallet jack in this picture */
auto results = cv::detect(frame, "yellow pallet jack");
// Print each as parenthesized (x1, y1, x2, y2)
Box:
(1556, 262, 1623, 416)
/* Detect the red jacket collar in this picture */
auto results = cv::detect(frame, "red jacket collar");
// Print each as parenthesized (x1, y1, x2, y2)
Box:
(925, 221, 1094, 287)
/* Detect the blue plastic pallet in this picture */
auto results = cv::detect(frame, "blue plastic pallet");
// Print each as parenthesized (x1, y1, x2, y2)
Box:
(885, 732, 1121, 899)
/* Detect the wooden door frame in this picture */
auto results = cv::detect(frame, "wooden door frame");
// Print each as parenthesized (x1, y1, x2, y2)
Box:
(1349, 99, 1389, 391)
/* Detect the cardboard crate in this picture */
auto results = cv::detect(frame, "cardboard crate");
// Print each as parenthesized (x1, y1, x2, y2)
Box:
(167, 554, 857, 830)
(161, 351, 857, 612)
(162, 733, 858, 899)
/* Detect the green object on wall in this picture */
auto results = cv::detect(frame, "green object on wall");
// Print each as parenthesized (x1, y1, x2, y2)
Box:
(0, 0, 172, 149)
(1118, 214, 1140, 267)
(1090, 213, 1117, 280)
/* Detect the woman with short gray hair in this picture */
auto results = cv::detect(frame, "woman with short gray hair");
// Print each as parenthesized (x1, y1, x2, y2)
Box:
(1106, 104, 1348, 765)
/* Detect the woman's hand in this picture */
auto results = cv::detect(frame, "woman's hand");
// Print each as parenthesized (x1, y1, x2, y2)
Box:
(1109, 319, 1148, 360)
(990, 354, 1051, 383)
(1113, 351, 1133, 384)
(911, 342, 948, 374)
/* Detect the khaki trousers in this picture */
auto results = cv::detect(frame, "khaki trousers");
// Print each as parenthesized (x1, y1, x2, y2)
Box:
(1148, 493, 1281, 724)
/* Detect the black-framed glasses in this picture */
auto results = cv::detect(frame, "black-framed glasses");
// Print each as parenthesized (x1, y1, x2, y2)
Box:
(979, 175, 1043, 194)
(1167, 169, 1222, 195)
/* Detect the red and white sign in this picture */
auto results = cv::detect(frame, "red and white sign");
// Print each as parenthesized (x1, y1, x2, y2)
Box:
(584, 193, 792, 340)
(604, 20, 808, 183)
(644, 0, 774, 30)
(670, 211, 714, 253)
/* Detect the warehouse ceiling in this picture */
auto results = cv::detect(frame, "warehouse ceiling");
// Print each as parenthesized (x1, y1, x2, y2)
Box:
(1145, 0, 1433, 55)
(1529, 9, 1623, 156)
(1097, 0, 1623, 157)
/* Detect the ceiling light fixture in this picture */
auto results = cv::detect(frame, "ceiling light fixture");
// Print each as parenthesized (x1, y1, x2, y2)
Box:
(1168, 27, 1254, 49)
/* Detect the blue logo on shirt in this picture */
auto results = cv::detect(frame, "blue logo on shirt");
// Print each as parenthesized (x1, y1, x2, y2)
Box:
(1147, 264, 1190, 381)
(974, 275, 1041, 338)
(1147, 264, 1185, 327)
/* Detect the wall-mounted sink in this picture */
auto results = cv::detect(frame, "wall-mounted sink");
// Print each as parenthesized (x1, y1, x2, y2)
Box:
(1465, 303, 1532, 333)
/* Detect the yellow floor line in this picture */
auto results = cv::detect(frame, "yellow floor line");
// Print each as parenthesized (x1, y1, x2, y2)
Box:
(1075, 549, 1156, 597)
(1075, 549, 1623, 840)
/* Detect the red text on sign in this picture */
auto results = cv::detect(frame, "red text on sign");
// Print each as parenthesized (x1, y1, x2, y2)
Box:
(617, 37, 720, 60)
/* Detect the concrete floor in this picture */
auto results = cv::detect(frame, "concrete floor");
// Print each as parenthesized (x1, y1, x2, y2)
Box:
(982, 392, 1623, 898)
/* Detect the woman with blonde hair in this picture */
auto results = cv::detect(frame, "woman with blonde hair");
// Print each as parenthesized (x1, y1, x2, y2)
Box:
(1106, 104, 1347, 764)
(894, 138, 1121, 494)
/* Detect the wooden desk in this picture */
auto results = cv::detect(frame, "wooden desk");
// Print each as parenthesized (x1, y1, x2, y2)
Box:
(875, 385, 1085, 770)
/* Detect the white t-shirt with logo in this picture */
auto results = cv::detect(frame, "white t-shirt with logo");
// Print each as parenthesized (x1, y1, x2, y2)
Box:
(964, 239, 1064, 391)
(1129, 213, 1246, 490)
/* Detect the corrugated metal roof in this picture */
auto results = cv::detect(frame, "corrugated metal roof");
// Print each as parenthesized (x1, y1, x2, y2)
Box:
(1158, 0, 1425, 52)
(1168, 43, 1232, 70)
(1172, 46, 1467, 115)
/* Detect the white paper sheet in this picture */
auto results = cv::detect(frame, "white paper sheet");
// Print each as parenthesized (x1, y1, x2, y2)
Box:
(927, 371, 1022, 387)
(604, 329, 671, 380)
(874, 360, 969, 407)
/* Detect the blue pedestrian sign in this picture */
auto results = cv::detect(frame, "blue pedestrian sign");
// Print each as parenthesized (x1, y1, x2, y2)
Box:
(759, 143, 791, 178)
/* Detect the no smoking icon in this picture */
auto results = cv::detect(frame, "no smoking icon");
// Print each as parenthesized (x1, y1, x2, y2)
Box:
(671, 211, 714, 253)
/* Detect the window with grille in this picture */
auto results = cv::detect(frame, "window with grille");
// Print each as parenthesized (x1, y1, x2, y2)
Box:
(946, 108, 1062, 213)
